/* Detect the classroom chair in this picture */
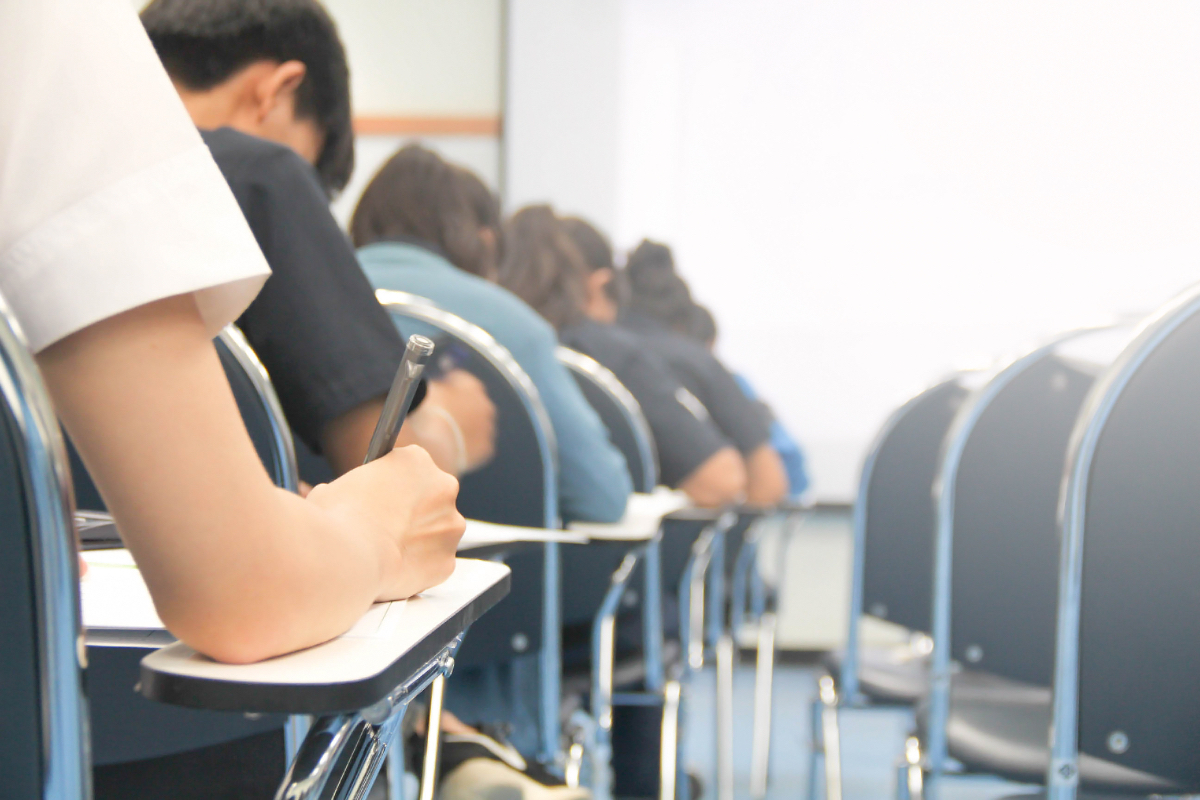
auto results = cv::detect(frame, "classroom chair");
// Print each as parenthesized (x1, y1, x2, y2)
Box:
(0, 293, 89, 799)
(918, 326, 1135, 792)
(927, 288, 1200, 799)
(810, 373, 975, 800)
(376, 290, 565, 769)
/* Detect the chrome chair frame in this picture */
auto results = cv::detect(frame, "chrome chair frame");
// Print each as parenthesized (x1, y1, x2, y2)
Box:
(923, 328, 1109, 783)
(1047, 295, 1200, 800)
(557, 347, 667, 800)
(216, 326, 299, 494)
(0, 294, 88, 798)
(378, 290, 564, 770)
(812, 374, 974, 800)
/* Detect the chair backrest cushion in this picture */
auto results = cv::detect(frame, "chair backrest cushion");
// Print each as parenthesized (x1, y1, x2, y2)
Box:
(0, 402, 42, 798)
(950, 355, 1095, 685)
(1075, 310, 1200, 786)
(862, 380, 967, 632)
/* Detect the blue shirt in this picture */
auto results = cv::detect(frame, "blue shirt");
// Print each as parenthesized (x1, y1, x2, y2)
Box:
(358, 241, 632, 523)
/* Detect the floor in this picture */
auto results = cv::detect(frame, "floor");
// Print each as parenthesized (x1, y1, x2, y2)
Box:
(679, 506, 1036, 800)
(680, 662, 1038, 800)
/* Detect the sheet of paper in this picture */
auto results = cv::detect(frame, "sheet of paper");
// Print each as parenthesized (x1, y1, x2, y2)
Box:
(341, 600, 407, 639)
(80, 556, 163, 630)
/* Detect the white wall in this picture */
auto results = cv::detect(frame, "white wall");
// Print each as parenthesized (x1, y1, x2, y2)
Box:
(320, 0, 505, 222)
(503, 0, 622, 231)
(507, 0, 1200, 500)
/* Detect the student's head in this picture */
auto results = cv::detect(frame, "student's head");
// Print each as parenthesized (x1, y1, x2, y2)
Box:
(687, 304, 718, 350)
(624, 239, 695, 333)
(350, 145, 500, 279)
(142, 0, 353, 195)
(497, 206, 588, 331)
(561, 217, 624, 324)
(455, 166, 504, 274)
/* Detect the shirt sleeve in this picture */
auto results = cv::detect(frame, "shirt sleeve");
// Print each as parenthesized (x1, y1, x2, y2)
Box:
(0, 0, 268, 353)
(218, 141, 406, 453)
(621, 349, 730, 488)
(681, 351, 772, 456)
(517, 324, 632, 523)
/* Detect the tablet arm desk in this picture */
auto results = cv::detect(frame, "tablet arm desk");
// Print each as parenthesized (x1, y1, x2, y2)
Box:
(87, 557, 510, 800)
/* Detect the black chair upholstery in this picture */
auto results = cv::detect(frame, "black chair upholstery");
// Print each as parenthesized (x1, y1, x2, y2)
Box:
(378, 296, 557, 671)
(949, 355, 1095, 687)
(0, 398, 43, 799)
(0, 298, 88, 799)
(935, 304, 1200, 795)
(861, 380, 968, 632)
(558, 346, 658, 494)
(831, 378, 968, 703)
(1071, 307, 1200, 789)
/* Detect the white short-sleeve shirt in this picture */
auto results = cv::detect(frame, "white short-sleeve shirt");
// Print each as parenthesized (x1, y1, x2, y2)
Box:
(0, 0, 270, 353)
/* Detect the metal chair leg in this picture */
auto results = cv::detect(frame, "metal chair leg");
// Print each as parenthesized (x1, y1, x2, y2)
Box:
(273, 642, 457, 800)
(417, 674, 448, 800)
(590, 549, 642, 800)
(660, 680, 684, 800)
(715, 633, 736, 800)
(818, 675, 843, 800)
(749, 611, 777, 800)
(807, 693, 824, 800)
(386, 732, 407, 800)
(897, 736, 924, 800)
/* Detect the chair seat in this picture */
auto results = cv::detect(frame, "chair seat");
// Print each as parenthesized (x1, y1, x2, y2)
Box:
(938, 672, 1176, 794)
(826, 642, 930, 703)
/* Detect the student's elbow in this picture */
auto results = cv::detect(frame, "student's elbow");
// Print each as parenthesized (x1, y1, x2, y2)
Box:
(680, 447, 747, 508)
(161, 606, 287, 665)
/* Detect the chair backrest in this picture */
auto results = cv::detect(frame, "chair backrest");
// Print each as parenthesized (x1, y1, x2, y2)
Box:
(375, 290, 559, 676)
(557, 346, 658, 493)
(1050, 292, 1200, 791)
(858, 378, 970, 631)
(70, 327, 298, 509)
(944, 328, 1131, 687)
(0, 296, 88, 799)
(376, 290, 559, 529)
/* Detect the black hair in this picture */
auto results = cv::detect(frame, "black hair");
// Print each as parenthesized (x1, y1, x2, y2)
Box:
(625, 239, 695, 332)
(561, 217, 626, 306)
(350, 145, 499, 279)
(142, 0, 354, 195)
(687, 304, 718, 346)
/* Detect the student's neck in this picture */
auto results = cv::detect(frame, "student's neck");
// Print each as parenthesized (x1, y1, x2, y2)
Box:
(176, 85, 243, 132)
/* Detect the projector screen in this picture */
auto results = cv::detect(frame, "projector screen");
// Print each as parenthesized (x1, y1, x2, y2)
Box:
(611, 0, 1200, 499)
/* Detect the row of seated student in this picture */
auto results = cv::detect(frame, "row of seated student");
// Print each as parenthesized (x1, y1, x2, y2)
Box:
(2, 2, 804, 800)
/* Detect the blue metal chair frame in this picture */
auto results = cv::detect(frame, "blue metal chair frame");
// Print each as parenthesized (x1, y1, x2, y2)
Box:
(0, 293, 88, 798)
(1047, 294, 1200, 800)
(923, 328, 1112, 784)
(376, 290, 564, 768)
(556, 347, 664, 799)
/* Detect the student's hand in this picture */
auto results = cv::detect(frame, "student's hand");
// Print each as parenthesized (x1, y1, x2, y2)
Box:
(419, 371, 497, 473)
(305, 445, 465, 600)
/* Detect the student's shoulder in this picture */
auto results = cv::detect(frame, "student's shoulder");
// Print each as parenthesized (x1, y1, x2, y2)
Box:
(200, 127, 321, 195)
(457, 275, 558, 343)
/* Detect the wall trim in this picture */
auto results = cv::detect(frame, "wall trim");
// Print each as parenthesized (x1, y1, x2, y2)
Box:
(353, 115, 502, 136)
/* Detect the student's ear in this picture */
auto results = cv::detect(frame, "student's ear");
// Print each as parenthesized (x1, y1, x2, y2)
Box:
(587, 268, 615, 302)
(254, 61, 308, 124)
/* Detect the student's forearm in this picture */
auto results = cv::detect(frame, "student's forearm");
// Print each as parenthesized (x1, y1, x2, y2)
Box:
(744, 443, 788, 507)
(37, 295, 459, 663)
(679, 447, 747, 508)
(139, 488, 395, 663)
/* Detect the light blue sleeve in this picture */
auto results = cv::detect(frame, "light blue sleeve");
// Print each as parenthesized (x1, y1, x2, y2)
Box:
(517, 325, 633, 523)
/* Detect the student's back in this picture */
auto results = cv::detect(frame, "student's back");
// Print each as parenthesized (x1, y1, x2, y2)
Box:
(359, 238, 631, 523)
